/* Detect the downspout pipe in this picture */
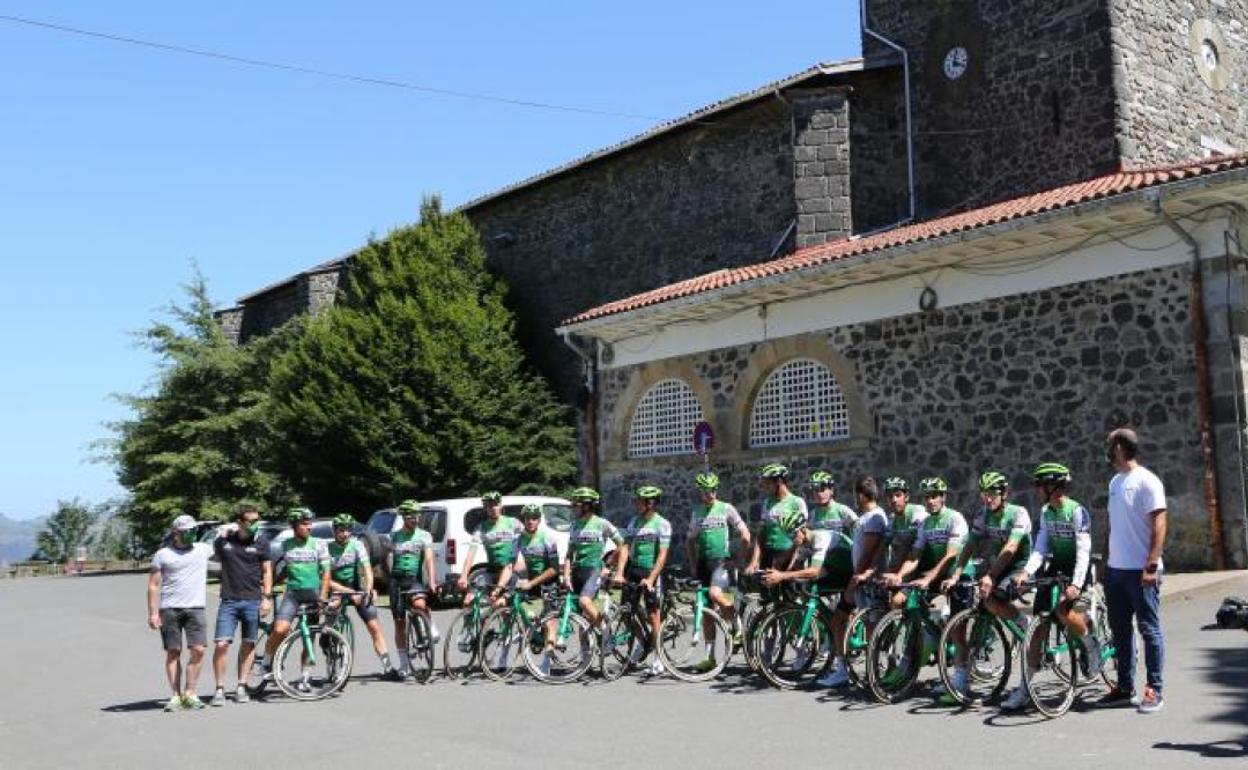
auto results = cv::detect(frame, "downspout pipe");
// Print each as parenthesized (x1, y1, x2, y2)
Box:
(560, 331, 601, 491)
(1150, 192, 1227, 569)
(860, 0, 916, 223)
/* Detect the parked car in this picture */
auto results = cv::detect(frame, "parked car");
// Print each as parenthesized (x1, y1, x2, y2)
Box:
(363, 495, 600, 591)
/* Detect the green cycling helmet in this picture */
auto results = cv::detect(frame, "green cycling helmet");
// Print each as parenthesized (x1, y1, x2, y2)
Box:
(569, 486, 601, 504)
(1033, 462, 1072, 484)
(332, 513, 356, 529)
(397, 499, 421, 515)
(695, 472, 720, 490)
(758, 463, 789, 480)
(918, 477, 949, 494)
(883, 476, 909, 492)
(979, 471, 1009, 494)
(480, 491, 503, 504)
(520, 503, 543, 520)
(287, 507, 313, 523)
(806, 470, 835, 489)
(777, 507, 809, 535)
(635, 485, 663, 500)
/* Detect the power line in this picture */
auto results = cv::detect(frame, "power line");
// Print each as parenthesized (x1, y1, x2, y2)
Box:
(0, 13, 667, 122)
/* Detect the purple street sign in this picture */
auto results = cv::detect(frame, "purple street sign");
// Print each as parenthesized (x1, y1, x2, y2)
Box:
(692, 421, 715, 454)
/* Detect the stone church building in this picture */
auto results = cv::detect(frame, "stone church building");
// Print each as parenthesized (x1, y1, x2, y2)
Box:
(224, 1, 1248, 568)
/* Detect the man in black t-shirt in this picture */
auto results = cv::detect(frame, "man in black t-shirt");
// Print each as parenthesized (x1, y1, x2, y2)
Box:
(210, 505, 272, 705)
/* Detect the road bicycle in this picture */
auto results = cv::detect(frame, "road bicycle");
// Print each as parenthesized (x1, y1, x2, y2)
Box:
(936, 580, 1029, 706)
(264, 597, 354, 701)
(866, 579, 973, 703)
(522, 583, 598, 684)
(1022, 569, 1118, 718)
(843, 579, 891, 690)
(443, 580, 489, 679)
(392, 588, 436, 682)
(753, 580, 835, 689)
(657, 575, 734, 682)
(478, 585, 554, 682)
(599, 579, 666, 681)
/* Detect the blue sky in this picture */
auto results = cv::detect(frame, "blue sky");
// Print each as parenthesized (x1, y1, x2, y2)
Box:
(0, 1, 861, 520)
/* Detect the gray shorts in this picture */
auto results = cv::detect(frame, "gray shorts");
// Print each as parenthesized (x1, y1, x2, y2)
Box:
(276, 589, 322, 623)
(159, 607, 207, 651)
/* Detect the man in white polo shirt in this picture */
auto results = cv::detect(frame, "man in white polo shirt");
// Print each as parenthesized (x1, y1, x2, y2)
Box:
(1102, 428, 1166, 714)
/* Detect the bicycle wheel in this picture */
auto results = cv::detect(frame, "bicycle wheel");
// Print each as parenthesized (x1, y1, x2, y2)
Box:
(273, 625, 353, 701)
(938, 610, 1012, 706)
(742, 603, 776, 675)
(406, 612, 435, 683)
(1023, 616, 1079, 717)
(479, 608, 527, 682)
(866, 610, 923, 704)
(754, 606, 832, 689)
(1091, 587, 1117, 688)
(523, 611, 595, 684)
(844, 605, 882, 690)
(598, 604, 644, 682)
(659, 606, 732, 682)
(442, 609, 483, 679)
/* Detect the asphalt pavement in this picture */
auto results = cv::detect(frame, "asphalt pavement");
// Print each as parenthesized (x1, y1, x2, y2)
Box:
(1, 571, 1245, 769)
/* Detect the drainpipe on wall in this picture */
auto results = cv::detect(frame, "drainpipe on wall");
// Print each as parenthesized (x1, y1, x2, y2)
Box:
(1221, 203, 1248, 567)
(1150, 191, 1227, 569)
(561, 331, 601, 491)
(859, 0, 916, 224)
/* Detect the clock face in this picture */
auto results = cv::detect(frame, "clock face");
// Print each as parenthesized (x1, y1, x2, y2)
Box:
(943, 46, 969, 80)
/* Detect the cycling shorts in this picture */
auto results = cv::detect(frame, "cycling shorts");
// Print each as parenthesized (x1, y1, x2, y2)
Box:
(625, 566, 663, 613)
(570, 565, 602, 599)
(389, 574, 428, 619)
(695, 558, 732, 590)
(276, 589, 321, 624)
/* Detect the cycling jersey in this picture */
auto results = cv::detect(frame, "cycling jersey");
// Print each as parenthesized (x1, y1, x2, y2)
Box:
(809, 502, 858, 540)
(518, 529, 560, 576)
(913, 507, 969, 575)
(328, 537, 370, 586)
(688, 500, 744, 560)
(568, 515, 623, 568)
(796, 528, 853, 580)
(281, 536, 330, 591)
(963, 503, 1032, 578)
(389, 528, 433, 577)
(623, 514, 672, 571)
(888, 504, 929, 565)
(471, 516, 523, 568)
(1024, 497, 1093, 586)
(759, 493, 809, 552)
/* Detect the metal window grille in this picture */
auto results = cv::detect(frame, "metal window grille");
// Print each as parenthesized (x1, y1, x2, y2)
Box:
(749, 358, 849, 447)
(628, 378, 705, 458)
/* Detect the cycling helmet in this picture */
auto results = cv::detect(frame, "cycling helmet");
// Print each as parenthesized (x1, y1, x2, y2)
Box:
(1032, 462, 1072, 485)
(397, 499, 421, 515)
(695, 472, 720, 490)
(569, 486, 601, 504)
(520, 503, 543, 520)
(978, 471, 1009, 494)
(758, 463, 789, 480)
(806, 470, 835, 489)
(332, 513, 356, 529)
(918, 477, 949, 494)
(883, 476, 909, 492)
(777, 507, 809, 535)
(635, 485, 663, 501)
(480, 491, 503, 504)
(287, 507, 313, 523)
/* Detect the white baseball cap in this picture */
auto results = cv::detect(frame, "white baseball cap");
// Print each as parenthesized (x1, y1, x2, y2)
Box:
(171, 514, 197, 532)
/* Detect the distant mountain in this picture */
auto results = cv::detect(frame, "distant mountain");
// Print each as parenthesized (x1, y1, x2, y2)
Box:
(0, 514, 45, 565)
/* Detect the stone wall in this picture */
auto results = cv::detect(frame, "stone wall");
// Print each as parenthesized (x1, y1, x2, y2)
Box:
(1109, 0, 1248, 164)
(596, 264, 1222, 569)
(792, 88, 852, 248)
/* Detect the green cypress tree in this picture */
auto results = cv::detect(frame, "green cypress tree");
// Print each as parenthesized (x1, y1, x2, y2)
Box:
(268, 197, 576, 512)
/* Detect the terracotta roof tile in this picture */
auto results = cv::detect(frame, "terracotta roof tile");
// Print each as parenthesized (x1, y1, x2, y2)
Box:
(562, 154, 1248, 327)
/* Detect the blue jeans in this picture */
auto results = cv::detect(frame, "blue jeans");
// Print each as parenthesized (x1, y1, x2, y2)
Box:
(214, 599, 261, 644)
(1104, 567, 1164, 694)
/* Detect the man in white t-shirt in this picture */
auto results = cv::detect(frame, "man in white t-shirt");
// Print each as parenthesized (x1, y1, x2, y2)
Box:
(147, 514, 213, 712)
(1102, 428, 1167, 714)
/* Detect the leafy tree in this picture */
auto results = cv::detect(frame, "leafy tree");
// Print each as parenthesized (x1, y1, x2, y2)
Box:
(35, 499, 96, 562)
(268, 197, 576, 512)
(107, 267, 297, 548)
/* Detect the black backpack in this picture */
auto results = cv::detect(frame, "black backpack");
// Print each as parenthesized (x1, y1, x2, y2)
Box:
(1215, 596, 1248, 629)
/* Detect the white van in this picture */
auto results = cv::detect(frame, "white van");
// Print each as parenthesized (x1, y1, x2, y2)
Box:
(364, 495, 608, 588)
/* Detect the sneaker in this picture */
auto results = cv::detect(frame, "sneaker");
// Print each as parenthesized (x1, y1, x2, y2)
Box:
(817, 661, 851, 688)
(693, 657, 717, 674)
(1096, 686, 1136, 708)
(181, 694, 206, 710)
(647, 659, 665, 677)
(935, 666, 968, 705)
(295, 679, 314, 694)
(234, 685, 250, 704)
(1137, 686, 1164, 714)
(879, 661, 910, 689)
(209, 689, 227, 707)
(1000, 685, 1030, 711)
(381, 668, 405, 683)
(163, 695, 184, 713)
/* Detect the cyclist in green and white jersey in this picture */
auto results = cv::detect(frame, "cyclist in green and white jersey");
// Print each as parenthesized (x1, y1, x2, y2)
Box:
(457, 491, 523, 608)
(1004, 462, 1099, 710)
(615, 485, 673, 676)
(937, 471, 1032, 704)
(807, 471, 858, 541)
(514, 503, 562, 676)
(883, 477, 969, 609)
(882, 477, 928, 572)
(264, 508, 330, 673)
(561, 487, 625, 633)
(386, 500, 438, 679)
(748, 463, 809, 576)
(326, 514, 402, 681)
(686, 472, 752, 637)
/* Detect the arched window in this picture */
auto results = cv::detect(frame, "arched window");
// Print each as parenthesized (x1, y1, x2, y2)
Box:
(749, 358, 849, 447)
(628, 378, 705, 458)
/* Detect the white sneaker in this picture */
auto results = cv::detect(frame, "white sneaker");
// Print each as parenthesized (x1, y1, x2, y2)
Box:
(817, 660, 850, 688)
(648, 659, 665, 677)
(1000, 685, 1030, 711)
